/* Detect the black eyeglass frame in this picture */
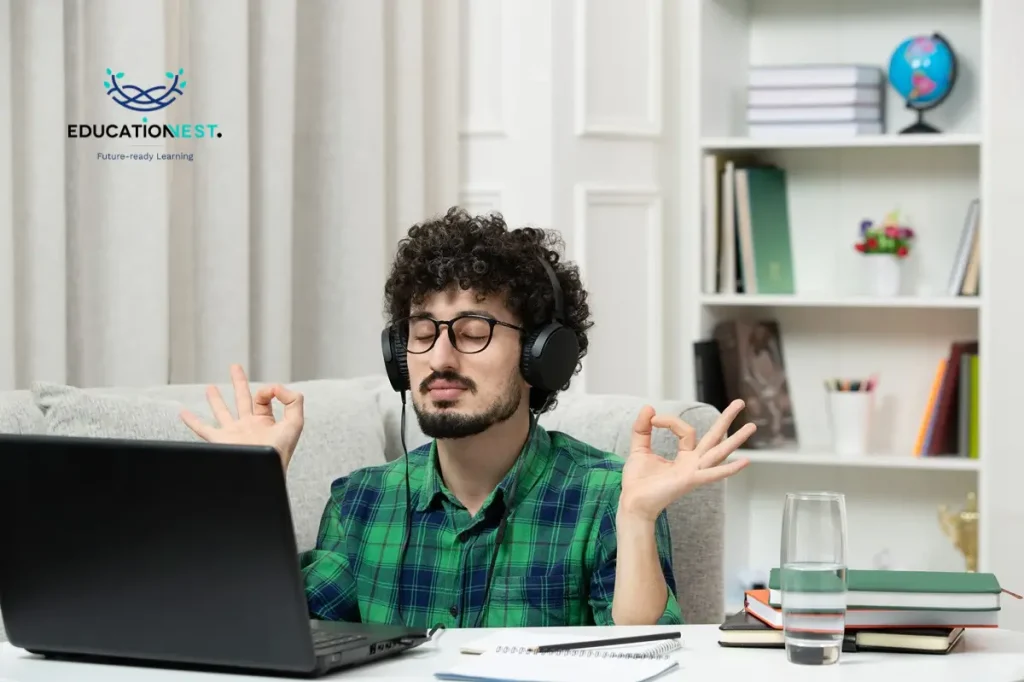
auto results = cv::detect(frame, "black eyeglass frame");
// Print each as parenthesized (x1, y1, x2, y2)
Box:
(398, 313, 525, 354)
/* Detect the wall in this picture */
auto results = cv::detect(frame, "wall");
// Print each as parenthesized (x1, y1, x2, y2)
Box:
(982, 0, 1024, 631)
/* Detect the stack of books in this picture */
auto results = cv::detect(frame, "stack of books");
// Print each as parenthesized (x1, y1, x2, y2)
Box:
(746, 64, 885, 139)
(719, 568, 1015, 655)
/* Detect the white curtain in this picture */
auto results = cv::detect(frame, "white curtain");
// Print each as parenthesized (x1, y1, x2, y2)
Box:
(0, 0, 460, 391)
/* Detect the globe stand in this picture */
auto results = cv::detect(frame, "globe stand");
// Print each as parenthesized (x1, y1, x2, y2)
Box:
(900, 109, 941, 134)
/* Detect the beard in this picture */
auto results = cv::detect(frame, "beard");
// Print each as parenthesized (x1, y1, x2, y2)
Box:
(413, 368, 522, 439)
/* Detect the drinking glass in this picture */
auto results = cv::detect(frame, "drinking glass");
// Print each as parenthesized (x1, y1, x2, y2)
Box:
(780, 491, 848, 665)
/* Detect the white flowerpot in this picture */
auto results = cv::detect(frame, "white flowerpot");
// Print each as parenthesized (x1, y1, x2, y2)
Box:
(867, 255, 902, 296)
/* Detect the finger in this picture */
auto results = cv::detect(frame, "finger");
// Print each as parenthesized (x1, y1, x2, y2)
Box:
(272, 384, 305, 426)
(629, 405, 656, 454)
(694, 399, 746, 454)
(180, 409, 215, 440)
(700, 422, 757, 468)
(695, 456, 750, 485)
(253, 386, 276, 418)
(650, 414, 698, 451)
(231, 364, 253, 416)
(206, 385, 234, 425)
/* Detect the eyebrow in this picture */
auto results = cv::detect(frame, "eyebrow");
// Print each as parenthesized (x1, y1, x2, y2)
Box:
(410, 309, 497, 319)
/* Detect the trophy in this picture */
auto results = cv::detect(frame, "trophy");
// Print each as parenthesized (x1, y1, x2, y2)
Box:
(938, 492, 978, 572)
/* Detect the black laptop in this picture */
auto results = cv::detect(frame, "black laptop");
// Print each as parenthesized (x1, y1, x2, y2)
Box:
(0, 433, 430, 677)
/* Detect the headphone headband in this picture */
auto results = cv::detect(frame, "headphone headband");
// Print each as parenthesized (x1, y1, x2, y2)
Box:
(536, 255, 566, 323)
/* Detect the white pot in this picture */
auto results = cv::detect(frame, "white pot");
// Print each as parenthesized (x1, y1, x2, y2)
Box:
(867, 255, 902, 296)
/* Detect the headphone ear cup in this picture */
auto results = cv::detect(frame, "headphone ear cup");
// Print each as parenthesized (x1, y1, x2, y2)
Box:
(519, 328, 543, 389)
(381, 325, 410, 392)
(520, 322, 580, 394)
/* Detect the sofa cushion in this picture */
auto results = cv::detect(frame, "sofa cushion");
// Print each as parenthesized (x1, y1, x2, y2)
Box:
(30, 378, 389, 552)
(0, 390, 45, 435)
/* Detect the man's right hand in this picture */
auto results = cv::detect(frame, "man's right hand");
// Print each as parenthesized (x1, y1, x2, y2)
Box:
(180, 364, 305, 471)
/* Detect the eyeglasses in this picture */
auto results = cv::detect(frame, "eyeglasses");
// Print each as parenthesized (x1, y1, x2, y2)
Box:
(399, 314, 524, 354)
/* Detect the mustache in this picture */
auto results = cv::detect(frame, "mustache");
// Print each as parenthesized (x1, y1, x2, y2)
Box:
(419, 370, 476, 394)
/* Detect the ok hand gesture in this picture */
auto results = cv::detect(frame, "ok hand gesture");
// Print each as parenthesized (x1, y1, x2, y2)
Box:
(619, 399, 755, 522)
(180, 364, 305, 471)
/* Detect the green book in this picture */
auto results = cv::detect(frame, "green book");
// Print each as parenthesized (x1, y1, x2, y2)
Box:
(767, 568, 1002, 611)
(742, 166, 795, 294)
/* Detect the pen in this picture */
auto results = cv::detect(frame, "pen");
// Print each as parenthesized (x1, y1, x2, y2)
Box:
(867, 372, 879, 391)
(529, 631, 681, 653)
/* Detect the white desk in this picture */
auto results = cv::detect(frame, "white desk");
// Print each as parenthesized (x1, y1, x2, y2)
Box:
(3, 625, 1024, 681)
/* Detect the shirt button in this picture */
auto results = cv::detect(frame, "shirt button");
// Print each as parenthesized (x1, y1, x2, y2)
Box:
(449, 605, 458, 617)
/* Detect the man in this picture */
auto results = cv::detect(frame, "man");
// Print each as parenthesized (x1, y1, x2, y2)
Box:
(181, 207, 755, 629)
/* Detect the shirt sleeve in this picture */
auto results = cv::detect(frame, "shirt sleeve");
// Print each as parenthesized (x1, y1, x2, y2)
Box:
(588, 500, 685, 626)
(299, 477, 360, 622)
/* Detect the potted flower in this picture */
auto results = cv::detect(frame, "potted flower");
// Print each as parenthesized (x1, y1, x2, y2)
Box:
(854, 211, 914, 295)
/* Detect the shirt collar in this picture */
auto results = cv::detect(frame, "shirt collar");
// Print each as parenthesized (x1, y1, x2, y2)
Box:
(414, 420, 552, 514)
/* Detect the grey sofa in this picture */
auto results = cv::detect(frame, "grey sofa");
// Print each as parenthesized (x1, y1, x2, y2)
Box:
(0, 375, 725, 642)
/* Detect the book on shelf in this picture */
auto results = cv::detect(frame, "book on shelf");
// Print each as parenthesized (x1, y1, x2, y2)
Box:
(701, 154, 796, 295)
(693, 339, 730, 417)
(748, 86, 883, 109)
(749, 121, 883, 139)
(747, 64, 886, 139)
(915, 341, 979, 458)
(749, 106, 883, 124)
(694, 319, 798, 447)
(947, 198, 981, 296)
(749, 64, 885, 89)
(718, 609, 966, 655)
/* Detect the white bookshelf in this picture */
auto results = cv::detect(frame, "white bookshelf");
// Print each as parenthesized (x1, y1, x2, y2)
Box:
(701, 132, 982, 151)
(679, 0, 990, 617)
(740, 449, 981, 472)
(701, 294, 981, 310)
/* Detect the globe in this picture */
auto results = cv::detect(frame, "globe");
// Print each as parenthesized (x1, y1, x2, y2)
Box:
(887, 32, 958, 133)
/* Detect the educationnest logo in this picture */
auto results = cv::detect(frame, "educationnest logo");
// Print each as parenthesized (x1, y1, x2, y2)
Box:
(66, 67, 222, 141)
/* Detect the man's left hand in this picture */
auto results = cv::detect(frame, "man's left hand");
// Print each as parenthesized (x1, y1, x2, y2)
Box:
(619, 399, 755, 522)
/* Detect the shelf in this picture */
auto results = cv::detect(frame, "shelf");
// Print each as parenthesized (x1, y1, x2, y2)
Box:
(736, 449, 981, 472)
(700, 134, 982, 152)
(700, 294, 981, 310)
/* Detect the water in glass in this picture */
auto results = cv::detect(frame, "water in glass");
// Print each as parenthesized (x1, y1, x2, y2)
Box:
(780, 492, 848, 666)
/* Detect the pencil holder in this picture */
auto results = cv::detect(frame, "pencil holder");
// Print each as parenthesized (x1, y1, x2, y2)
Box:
(826, 390, 873, 456)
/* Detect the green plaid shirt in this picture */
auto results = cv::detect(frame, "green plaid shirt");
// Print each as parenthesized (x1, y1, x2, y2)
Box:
(299, 423, 684, 628)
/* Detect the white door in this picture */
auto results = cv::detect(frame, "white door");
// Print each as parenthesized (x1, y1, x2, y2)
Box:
(458, 0, 676, 400)
(550, 0, 674, 400)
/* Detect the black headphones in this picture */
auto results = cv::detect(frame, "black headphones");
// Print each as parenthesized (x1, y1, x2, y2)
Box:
(380, 254, 580, 411)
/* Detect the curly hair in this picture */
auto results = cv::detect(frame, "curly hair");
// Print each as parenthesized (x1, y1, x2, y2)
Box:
(383, 206, 593, 411)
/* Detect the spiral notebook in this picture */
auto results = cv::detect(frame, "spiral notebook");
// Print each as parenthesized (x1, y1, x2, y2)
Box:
(436, 632, 682, 682)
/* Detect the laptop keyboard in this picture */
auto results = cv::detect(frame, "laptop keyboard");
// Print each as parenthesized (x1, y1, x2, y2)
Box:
(311, 629, 366, 651)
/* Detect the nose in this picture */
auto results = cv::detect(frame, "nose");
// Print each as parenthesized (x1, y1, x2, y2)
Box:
(428, 323, 459, 371)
